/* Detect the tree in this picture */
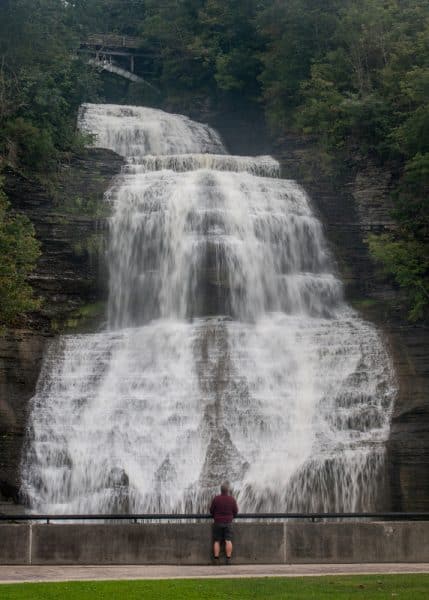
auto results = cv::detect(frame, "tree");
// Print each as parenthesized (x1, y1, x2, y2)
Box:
(257, 0, 341, 128)
(0, 180, 40, 326)
(0, 0, 100, 177)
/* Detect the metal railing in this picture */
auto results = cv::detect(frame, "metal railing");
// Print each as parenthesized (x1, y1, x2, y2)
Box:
(1, 512, 429, 524)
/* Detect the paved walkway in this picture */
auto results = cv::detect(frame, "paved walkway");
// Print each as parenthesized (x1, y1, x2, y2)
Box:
(1, 564, 429, 584)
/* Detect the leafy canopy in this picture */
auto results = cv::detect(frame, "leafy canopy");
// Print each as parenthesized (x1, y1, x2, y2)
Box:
(0, 180, 40, 326)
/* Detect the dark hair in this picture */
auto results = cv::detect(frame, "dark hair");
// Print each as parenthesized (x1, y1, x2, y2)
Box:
(220, 482, 229, 494)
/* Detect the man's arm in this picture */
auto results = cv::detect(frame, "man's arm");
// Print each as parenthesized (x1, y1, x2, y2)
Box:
(209, 498, 215, 516)
(232, 498, 238, 517)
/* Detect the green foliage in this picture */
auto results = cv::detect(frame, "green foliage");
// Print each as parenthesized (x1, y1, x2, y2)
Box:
(292, 0, 429, 159)
(61, 194, 109, 218)
(257, 0, 341, 128)
(3, 118, 57, 171)
(62, 301, 106, 332)
(394, 153, 429, 242)
(81, 0, 267, 109)
(0, 0, 101, 177)
(257, 0, 429, 320)
(368, 151, 429, 320)
(0, 181, 40, 327)
(133, 1, 212, 107)
(368, 234, 429, 321)
(197, 0, 265, 98)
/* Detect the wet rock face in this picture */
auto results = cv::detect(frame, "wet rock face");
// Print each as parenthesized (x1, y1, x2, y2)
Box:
(3, 149, 124, 330)
(272, 136, 429, 511)
(387, 328, 429, 511)
(0, 331, 48, 503)
(199, 428, 249, 489)
(0, 148, 123, 503)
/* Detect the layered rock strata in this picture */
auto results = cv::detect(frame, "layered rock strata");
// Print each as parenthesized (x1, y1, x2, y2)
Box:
(0, 148, 123, 507)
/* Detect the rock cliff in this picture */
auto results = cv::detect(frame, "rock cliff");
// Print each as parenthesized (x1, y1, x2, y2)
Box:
(0, 148, 123, 507)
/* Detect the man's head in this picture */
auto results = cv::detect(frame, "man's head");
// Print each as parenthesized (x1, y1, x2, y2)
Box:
(220, 482, 229, 494)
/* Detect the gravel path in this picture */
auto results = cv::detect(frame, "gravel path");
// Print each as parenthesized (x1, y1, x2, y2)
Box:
(1, 563, 429, 584)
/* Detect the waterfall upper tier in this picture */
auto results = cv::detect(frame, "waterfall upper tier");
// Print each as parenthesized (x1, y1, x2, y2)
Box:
(107, 168, 340, 328)
(78, 103, 225, 157)
(22, 103, 396, 515)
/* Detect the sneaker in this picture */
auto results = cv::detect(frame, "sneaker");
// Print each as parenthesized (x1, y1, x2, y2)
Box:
(226, 557, 232, 565)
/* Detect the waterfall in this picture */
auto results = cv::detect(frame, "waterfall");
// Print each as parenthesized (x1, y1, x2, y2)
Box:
(21, 103, 396, 514)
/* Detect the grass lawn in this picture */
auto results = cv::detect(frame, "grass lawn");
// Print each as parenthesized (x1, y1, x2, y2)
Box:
(1, 575, 429, 599)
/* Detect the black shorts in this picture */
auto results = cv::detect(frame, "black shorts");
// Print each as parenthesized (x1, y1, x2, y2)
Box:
(212, 522, 233, 542)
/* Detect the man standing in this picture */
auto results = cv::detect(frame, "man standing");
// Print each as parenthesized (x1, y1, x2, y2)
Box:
(209, 482, 238, 564)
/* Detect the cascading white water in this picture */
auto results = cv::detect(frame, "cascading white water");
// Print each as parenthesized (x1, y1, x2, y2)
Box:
(21, 103, 396, 514)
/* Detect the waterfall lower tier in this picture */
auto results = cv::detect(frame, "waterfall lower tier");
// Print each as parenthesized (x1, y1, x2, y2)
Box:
(22, 313, 394, 513)
(21, 103, 396, 514)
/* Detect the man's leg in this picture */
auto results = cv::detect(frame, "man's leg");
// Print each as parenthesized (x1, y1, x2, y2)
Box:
(212, 524, 221, 560)
(225, 524, 233, 561)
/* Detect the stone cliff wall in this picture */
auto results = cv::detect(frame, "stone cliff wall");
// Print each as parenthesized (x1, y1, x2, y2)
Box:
(0, 149, 123, 507)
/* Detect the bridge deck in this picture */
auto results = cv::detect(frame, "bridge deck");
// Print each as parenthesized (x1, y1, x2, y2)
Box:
(83, 34, 142, 49)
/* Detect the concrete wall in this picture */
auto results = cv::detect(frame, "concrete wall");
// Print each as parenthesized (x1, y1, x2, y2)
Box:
(1, 522, 429, 565)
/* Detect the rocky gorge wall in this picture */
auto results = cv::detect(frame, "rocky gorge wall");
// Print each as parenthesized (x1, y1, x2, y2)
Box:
(0, 149, 123, 508)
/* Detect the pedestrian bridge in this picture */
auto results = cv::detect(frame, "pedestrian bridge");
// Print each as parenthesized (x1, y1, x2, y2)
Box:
(79, 35, 158, 90)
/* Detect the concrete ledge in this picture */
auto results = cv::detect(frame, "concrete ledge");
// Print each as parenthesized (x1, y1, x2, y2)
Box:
(0, 525, 30, 564)
(32, 523, 211, 565)
(30, 523, 284, 565)
(1, 522, 429, 565)
(286, 522, 429, 563)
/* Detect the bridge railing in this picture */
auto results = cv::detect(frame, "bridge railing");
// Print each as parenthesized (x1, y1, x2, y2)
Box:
(83, 34, 142, 48)
(1, 512, 429, 524)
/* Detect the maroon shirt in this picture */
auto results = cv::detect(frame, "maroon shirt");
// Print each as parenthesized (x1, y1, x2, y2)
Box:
(209, 493, 238, 524)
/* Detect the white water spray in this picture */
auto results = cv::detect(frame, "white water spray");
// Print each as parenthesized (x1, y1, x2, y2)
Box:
(22, 103, 396, 513)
